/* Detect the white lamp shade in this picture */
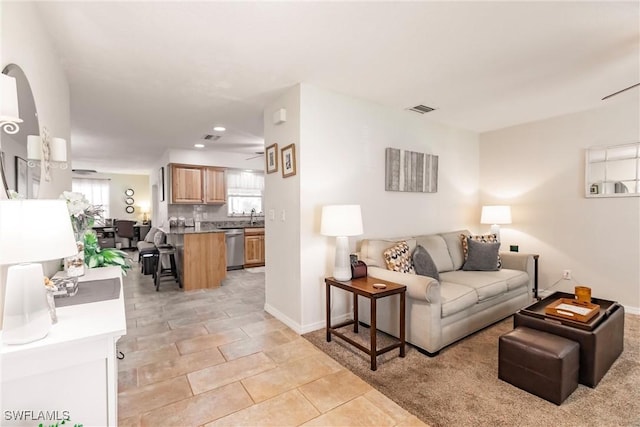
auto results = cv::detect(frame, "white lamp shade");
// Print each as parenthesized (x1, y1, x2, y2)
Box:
(0, 74, 23, 122)
(50, 137, 68, 162)
(0, 199, 78, 265)
(27, 136, 67, 162)
(480, 205, 512, 225)
(27, 135, 42, 160)
(320, 205, 363, 237)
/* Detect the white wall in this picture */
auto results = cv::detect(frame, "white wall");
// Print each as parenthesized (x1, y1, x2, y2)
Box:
(1, 1, 71, 199)
(479, 96, 640, 312)
(0, 2, 72, 328)
(72, 173, 151, 223)
(264, 84, 480, 333)
(263, 85, 302, 330)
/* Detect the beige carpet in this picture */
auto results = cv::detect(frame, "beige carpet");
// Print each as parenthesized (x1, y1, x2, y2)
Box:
(303, 314, 640, 427)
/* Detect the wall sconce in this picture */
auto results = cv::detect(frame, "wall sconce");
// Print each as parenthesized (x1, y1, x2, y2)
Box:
(27, 127, 68, 182)
(0, 74, 23, 134)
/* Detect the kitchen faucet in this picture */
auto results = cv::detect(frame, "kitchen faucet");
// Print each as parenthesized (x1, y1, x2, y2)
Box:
(250, 208, 256, 225)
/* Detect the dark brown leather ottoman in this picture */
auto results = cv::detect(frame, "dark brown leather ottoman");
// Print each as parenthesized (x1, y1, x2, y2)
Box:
(499, 327, 579, 405)
(514, 293, 624, 387)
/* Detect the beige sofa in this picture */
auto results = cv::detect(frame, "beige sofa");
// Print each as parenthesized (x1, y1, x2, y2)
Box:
(357, 230, 535, 355)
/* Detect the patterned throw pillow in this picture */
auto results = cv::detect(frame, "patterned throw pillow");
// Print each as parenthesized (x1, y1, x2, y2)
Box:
(153, 230, 166, 247)
(383, 241, 416, 274)
(460, 233, 502, 269)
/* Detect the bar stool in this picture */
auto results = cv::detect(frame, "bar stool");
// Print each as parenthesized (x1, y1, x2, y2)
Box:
(155, 245, 181, 291)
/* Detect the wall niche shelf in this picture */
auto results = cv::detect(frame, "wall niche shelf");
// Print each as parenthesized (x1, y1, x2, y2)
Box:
(586, 142, 640, 198)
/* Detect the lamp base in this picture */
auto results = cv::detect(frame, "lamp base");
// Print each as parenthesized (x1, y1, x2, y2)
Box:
(2, 263, 52, 345)
(490, 224, 501, 242)
(333, 236, 352, 282)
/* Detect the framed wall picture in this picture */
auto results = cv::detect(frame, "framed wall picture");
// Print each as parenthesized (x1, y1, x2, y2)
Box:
(159, 167, 165, 202)
(266, 143, 278, 174)
(281, 143, 296, 178)
(15, 156, 27, 196)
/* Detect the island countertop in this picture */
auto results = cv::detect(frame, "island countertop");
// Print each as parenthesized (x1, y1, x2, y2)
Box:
(165, 225, 226, 235)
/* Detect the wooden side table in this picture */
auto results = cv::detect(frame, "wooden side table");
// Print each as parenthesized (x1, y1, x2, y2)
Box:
(325, 276, 406, 371)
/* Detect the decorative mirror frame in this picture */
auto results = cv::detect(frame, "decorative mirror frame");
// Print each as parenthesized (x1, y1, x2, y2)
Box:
(125, 197, 134, 205)
(125, 206, 135, 214)
(1, 64, 40, 199)
(585, 142, 640, 198)
(125, 188, 134, 196)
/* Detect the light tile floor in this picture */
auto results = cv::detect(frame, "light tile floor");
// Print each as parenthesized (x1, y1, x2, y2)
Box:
(118, 260, 427, 427)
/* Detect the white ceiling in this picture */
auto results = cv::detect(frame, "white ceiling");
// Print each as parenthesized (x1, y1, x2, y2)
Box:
(35, 1, 639, 174)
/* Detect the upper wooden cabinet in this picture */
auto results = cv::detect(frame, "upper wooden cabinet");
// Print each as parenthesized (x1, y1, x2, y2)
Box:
(170, 163, 226, 204)
(204, 167, 226, 204)
(171, 164, 204, 203)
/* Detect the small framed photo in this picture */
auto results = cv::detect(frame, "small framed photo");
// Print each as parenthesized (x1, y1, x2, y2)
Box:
(281, 143, 296, 178)
(266, 143, 278, 174)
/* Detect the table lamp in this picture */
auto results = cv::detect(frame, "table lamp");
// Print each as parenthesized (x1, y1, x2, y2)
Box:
(321, 205, 363, 281)
(480, 205, 512, 242)
(0, 199, 78, 344)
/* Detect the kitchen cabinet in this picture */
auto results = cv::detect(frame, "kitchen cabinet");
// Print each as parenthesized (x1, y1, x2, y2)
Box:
(170, 164, 227, 204)
(167, 230, 227, 289)
(171, 164, 204, 203)
(0, 267, 126, 426)
(204, 167, 226, 204)
(244, 227, 265, 267)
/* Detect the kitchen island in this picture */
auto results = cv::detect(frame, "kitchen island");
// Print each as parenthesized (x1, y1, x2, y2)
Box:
(166, 226, 226, 290)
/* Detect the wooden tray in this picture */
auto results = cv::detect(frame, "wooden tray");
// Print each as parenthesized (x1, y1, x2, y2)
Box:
(544, 298, 600, 323)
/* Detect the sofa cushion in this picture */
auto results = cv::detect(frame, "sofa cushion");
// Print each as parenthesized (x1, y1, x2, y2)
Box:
(360, 238, 416, 268)
(383, 241, 415, 274)
(462, 238, 500, 271)
(461, 233, 502, 269)
(414, 235, 454, 272)
(439, 230, 470, 270)
(153, 230, 166, 246)
(439, 268, 529, 302)
(439, 282, 478, 317)
(413, 245, 440, 281)
(144, 227, 159, 242)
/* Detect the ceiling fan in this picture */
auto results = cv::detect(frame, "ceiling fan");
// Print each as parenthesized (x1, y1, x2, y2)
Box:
(601, 82, 640, 100)
(246, 151, 264, 160)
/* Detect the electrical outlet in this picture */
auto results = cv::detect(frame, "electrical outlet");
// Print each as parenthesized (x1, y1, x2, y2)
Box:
(562, 269, 572, 280)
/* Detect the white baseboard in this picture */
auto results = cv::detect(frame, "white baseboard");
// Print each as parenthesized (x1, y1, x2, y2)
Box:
(263, 303, 352, 335)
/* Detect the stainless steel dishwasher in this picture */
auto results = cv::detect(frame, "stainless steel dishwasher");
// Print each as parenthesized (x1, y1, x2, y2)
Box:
(225, 229, 245, 270)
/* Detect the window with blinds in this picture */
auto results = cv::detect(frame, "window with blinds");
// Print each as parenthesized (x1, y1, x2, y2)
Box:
(226, 170, 264, 216)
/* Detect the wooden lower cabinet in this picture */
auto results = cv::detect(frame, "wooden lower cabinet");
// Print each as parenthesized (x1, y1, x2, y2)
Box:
(244, 227, 265, 267)
(182, 232, 227, 289)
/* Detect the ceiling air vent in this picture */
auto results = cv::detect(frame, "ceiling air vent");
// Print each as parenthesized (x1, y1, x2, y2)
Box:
(407, 105, 436, 114)
(202, 134, 222, 141)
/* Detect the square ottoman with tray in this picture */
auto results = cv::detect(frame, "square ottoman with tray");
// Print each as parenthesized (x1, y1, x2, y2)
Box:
(513, 291, 624, 387)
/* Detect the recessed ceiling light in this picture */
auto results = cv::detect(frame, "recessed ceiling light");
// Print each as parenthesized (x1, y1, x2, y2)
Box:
(213, 126, 226, 132)
(194, 143, 205, 148)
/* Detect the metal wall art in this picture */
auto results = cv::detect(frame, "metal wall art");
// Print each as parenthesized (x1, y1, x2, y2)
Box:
(385, 147, 438, 193)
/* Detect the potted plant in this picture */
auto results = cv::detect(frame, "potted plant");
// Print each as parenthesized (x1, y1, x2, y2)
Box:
(61, 191, 131, 274)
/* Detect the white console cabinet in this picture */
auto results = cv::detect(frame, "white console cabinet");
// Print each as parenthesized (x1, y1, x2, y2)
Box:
(1, 267, 126, 426)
